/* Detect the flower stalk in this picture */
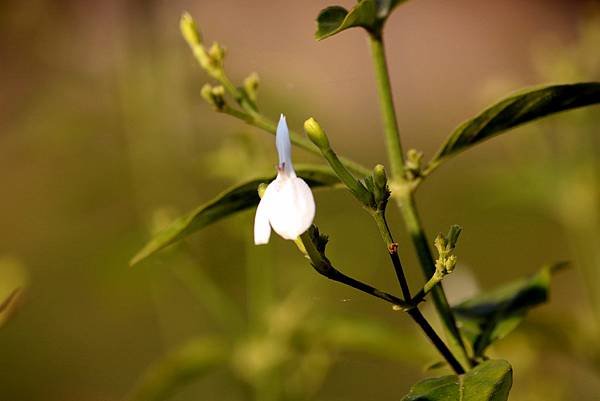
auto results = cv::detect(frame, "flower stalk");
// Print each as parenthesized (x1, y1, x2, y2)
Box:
(300, 226, 465, 374)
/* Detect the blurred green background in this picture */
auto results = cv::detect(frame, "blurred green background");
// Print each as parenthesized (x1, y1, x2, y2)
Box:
(0, 1, 599, 400)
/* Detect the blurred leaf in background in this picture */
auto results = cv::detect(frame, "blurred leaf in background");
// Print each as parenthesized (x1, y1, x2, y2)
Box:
(0, 1, 599, 400)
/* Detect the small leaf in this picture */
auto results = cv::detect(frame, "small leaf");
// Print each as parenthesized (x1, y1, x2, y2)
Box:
(429, 82, 600, 169)
(453, 263, 567, 356)
(403, 359, 513, 401)
(315, 0, 410, 40)
(128, 338, 227, 401)
(315, 1, 378, 40)
(130, 165, 340, 266)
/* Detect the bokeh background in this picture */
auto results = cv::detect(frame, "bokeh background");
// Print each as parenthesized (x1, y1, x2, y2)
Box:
(0, 0, 599, 400)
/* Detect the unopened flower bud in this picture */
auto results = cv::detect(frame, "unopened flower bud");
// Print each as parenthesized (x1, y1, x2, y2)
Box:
(304, 117, 329, 149)
(405, 148, 424, 179)
(180, 12, 202, 46)
(446, 225, 462, 250)
(243, 72, 260, 102)
(373, 164, 387, 190)
(445, 255, 457, 272)
(201, 84, 226, 110)
(434, 233, 447, 256)
(208, 42, 226, 65)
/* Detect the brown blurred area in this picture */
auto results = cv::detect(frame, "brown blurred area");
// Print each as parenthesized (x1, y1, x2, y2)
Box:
(0, 1, 598, 400)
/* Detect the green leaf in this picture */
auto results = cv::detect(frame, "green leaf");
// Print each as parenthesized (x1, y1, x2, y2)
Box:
(130, 165, 340, 266)
(315, 1, 378, 40)
(453, 263, 567, 356)
(128, 337, 228, 401)
(403, 359, 512, 401)
(428, 82, 600, 169)
(314, 0, 410, 40)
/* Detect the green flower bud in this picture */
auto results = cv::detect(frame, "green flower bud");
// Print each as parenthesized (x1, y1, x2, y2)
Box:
(208, 42, 226, 65)
(373, 164, 387, 189)
(405, 148, 424, 179)
(243, 72, 260, 102)
(446, 225, 462, 250)
(445, 255, 457, 273)
(434, 233, 447, 256)
(201, 83, 214, 104)
(200, 84, 226, 110)
(180, 12, 202, 46)
(303, 117, 329, 149)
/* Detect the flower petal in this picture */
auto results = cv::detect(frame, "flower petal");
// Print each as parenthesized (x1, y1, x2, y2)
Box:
(254, 184, 275, 245)
(276, 114, 294, 175)
(268, 176, 315, 240)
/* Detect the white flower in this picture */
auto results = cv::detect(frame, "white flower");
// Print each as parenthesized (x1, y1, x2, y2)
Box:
(254, 114, 316, 244)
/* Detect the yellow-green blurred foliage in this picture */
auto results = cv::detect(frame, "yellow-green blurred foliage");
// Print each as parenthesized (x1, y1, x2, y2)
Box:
(0, 1, 598, 400)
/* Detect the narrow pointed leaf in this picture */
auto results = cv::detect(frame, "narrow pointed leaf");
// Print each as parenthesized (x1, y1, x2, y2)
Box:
(453, 262, 567, 356)
(402, 359, 513, 401)
(429, 83, 600, 169)
(130, 165, 339, 266)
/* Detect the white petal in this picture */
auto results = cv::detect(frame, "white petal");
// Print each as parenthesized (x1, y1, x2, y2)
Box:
(254, 184, 275, 245)
(268, 176, 315, 240)
(276, 114, 294, 175)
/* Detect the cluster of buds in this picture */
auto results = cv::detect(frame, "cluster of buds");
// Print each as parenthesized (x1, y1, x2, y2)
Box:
(181, 13, 260, 113)
(201, 84, 226, 110)
(180, 13, 226, 79)
(434, 225, 462, 275)
(405, 148, 423, 180)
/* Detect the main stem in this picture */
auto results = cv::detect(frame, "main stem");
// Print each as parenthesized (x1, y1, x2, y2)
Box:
(369, 33, 405, 178)
(369, 30, 472, 368)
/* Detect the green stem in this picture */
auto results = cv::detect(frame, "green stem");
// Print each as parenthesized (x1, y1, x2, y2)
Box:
(299, 231, 410, 309)
(301, 227, 465, 372)
(369, 33, 405, 178)
(222, 106, 370, 178)
(408, 308, 465, 374)
(411, 271, 444, 306)
(395, 191, 472, 368)
(368, 28, 471, 369)
(371, 210, 465, 374)
(372, 210, 411, 300)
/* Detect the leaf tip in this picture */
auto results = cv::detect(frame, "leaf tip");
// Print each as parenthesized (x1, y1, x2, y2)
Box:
(314, 6, 348, 40)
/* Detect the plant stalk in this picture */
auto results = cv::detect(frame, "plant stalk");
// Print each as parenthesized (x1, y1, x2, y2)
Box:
(369, 33, 405, 178)
(373, 211, 411, 300)
(408, 308, 465, 374)
(372, 211, 465, 374)
(368, 26, 472, 368)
